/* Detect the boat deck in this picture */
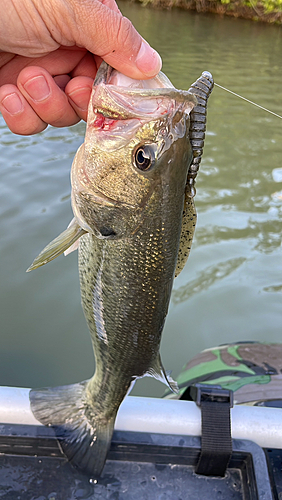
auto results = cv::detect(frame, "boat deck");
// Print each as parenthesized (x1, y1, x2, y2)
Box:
(0, 423, 279, 500)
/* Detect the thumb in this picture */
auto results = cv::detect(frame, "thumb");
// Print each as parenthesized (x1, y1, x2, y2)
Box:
(65, 0, 162, 79)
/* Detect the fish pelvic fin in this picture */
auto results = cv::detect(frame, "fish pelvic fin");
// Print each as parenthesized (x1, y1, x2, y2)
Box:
(29, 382, 115, 477)
(26, 219, 86, 272)
(147, 355, 179, 394)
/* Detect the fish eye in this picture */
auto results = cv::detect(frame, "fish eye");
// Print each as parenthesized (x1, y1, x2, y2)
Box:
(134, 145, 155, 171)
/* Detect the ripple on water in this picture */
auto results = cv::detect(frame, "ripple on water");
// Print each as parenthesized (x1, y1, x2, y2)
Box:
(1, 4, 282, 394)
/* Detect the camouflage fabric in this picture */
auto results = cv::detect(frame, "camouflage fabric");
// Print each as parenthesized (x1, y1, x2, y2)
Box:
(164, 342, 282, 406)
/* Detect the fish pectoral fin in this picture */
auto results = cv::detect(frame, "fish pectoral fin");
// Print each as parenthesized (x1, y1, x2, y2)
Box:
(26, 219, 86, 272)
(64, 238, 80, 256)
(147, 355, 179, 394)
(30, 381, 115, 477)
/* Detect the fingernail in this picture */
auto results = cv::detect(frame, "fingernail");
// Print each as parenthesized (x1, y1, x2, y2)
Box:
(68, 87, 90, 112)
(23, 75, 51, 102)
(136, 41, 162, 77)
(1, 93, 23, 115)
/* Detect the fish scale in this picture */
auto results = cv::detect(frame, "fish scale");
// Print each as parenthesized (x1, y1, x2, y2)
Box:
(28, 62, 213, 477)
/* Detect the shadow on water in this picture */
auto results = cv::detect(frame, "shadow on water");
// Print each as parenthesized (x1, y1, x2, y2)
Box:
(172, 257, 247, 305)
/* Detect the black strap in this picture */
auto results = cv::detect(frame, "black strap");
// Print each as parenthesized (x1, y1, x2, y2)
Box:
(189, 384, 233, 477)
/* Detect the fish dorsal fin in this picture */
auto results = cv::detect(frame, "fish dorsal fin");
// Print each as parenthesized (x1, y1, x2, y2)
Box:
(26, 219, 86, 272)
(175, 186, 197, 278)
(147, 354, 178, 394)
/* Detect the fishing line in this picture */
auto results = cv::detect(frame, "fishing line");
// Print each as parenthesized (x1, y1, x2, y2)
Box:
(214, 82, 282, 120)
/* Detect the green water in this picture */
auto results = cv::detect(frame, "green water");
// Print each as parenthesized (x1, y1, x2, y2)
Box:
(0, 4, 281, 397)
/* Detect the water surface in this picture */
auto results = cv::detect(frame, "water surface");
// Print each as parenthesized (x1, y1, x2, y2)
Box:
(0, 4, 281, 397)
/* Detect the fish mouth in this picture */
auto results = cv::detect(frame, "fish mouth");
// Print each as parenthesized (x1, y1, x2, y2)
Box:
(86, 62, 197, 154)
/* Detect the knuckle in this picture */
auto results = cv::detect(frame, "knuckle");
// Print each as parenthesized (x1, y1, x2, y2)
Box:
(116, 16, 135, 48)
(49, 106, 79, 127)
(49, 106, 67, 125)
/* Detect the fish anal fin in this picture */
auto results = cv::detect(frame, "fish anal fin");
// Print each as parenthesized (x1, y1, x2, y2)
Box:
(27, 219, 86, 272)
(30, 382, 115, 477)
(175, 185, 197, 278)
(147, 355, 178, 394)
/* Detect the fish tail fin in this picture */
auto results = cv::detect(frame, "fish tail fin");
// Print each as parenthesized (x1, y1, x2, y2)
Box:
(29, 382, 115, 477)
(147, 355, 179, 394)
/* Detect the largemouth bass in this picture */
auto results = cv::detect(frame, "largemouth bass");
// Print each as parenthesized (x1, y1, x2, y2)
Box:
(29, 62, 213, 477)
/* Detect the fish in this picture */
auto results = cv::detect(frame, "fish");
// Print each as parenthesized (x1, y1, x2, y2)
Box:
(28, 62, 213, 477)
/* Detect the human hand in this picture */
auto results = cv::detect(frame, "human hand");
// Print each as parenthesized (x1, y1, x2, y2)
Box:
(0, 0, 162, 135)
